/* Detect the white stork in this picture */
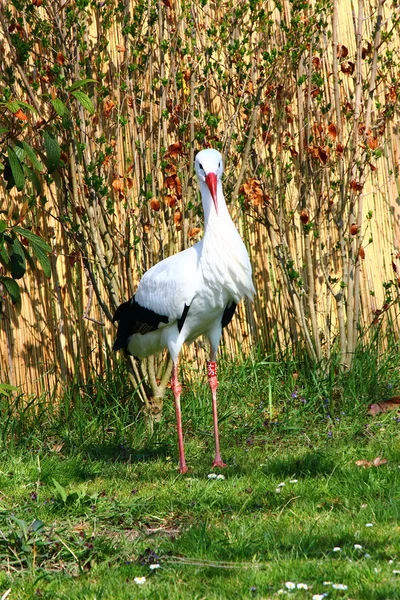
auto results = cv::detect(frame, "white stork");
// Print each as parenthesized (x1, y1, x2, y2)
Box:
(113, 148, 255, 473)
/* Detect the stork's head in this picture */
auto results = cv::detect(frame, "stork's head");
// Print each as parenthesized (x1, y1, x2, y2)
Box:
(195, 149, 223, 214)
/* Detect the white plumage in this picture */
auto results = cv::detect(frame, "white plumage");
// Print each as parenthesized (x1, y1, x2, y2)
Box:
(113, 148, 255, 473)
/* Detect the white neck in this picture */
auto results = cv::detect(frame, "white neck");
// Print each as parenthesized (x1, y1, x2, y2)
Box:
(199, 179, 232, 231)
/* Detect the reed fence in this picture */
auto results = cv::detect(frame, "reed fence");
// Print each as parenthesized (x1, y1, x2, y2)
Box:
(0, 0, 399, 397)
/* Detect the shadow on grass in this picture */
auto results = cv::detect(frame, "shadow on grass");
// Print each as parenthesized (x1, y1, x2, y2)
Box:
(261, 449, 337, 478)
(81, 442, 172, 464)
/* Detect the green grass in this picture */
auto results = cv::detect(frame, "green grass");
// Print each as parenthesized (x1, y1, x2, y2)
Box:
(1, 345, 400, 599)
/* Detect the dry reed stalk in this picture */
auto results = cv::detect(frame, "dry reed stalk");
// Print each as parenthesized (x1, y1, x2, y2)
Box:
(0, 0, 399, 397)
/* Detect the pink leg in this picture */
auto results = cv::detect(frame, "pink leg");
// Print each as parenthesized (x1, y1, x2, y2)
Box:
(207, 361, 227, 468)
(171, 364, 188, 474)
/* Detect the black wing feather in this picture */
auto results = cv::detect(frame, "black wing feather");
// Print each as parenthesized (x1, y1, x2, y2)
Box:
(221, 301, 237, 328)
(177, 303, 190, 333)
(112, 296, 169, 351)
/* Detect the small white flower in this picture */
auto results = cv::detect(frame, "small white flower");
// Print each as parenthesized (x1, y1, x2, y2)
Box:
(393, 570, 400, 574)
(332, 583, 348, 590)
(275, 487, 282, 493)
(354, 544, 363, 550)
(296, 583, 308, 590)
(277, 482, 285, 487)
(312, 595, 327, 600)
(216, 474, 225, 480)
(333, 546, 342, 552)
(134, 576, 146, 585)
(289, 479, 298, 483)
(208, 473, 217, 479)
(285, 581, 296, 590)
(365, 522, 374, 527)
(364, 553, 371, 558)
(389, 559, 394, 564)
(323, 581, 332, 586)
(149, 563, 160, 570)
(277, 590, 288, 595)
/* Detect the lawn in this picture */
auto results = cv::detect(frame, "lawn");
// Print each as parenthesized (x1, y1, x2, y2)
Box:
(1, 350, 400, 599)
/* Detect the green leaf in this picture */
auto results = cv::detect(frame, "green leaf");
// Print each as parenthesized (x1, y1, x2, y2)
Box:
(15, 100, 37, 114)
(30, 241, 51, 277)
(71, 90, 95, 115)
(0, 242, 10, 267)
(6, 101, 20, 113)
(9, 236, 26, 279)
(0, 383, 19, 395)
(43, 130, 61, 173)
(52, 479, 67, 504)
(21, 141, 45, 172)
(23, 164, 42, 195)
(31, 519, 45, 532)
(51, 98, 67, 117)
(14, 144, 26, 162)
(68, 78, 97, 91)
(10, 252, 26, 279)
(13, 227, 52, 253)
(1, 277, 21, 304)
(0, 221, 6, 234)
(7, 146, 25, 191)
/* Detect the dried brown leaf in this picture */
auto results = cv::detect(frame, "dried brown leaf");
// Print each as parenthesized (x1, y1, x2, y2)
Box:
(350, 180, 363, 193)
(150, 199, 160, 211)
(368, 397, 400, 416)
(14, 108, 28, 121)
(112, 178, 124, 192)
(327, 123, 337, 140)
(188, 227, 201, 239)
(166, 142, 184, 159)
(173, 210, 182, 226)
(337, 44, 348, 58)
(104, 99, 115, 117)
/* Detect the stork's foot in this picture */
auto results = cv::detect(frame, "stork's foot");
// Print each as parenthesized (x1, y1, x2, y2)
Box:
(212, 458, 227, 468)
(179, 464, 189, 474)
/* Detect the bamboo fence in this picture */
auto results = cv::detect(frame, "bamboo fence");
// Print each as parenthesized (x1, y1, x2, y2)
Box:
(0, 0, 399, 396)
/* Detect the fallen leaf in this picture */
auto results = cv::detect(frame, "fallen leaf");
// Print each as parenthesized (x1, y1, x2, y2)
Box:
(355, 457, 388, 468)
(355, 459, 372, 468)
(368, 397, 400, 416)
(372, 456, 388, 467)
(56, 51, 65, 65)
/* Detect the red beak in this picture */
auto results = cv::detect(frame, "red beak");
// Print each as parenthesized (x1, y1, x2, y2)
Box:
(205, 173, 218, 214)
